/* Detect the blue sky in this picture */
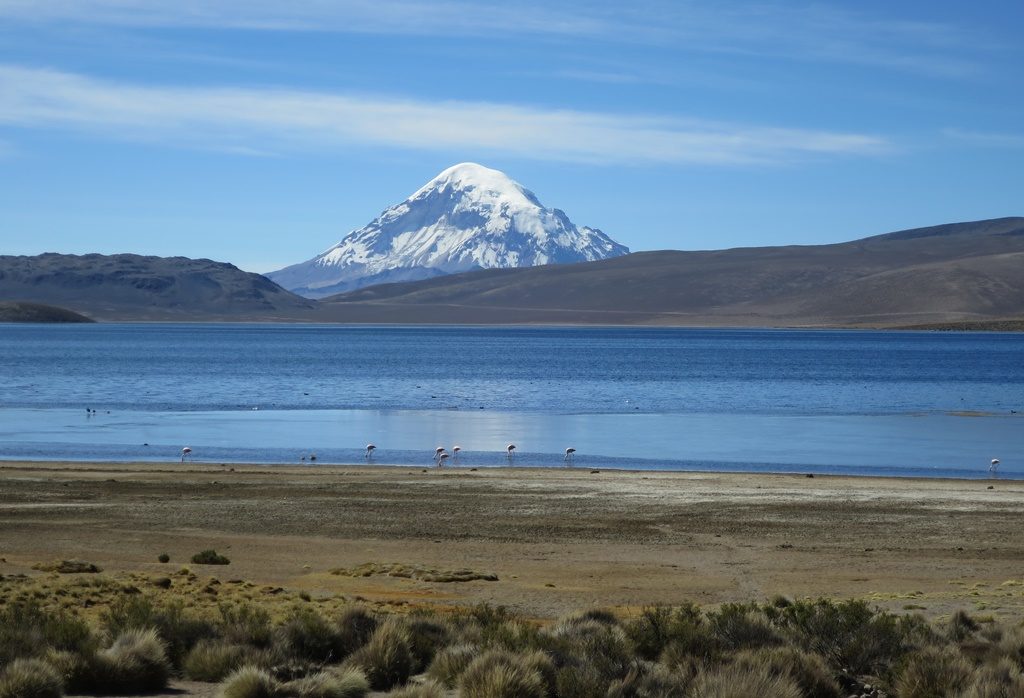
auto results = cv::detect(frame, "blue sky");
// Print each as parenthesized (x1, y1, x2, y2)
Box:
(1, 1, 1022, 273)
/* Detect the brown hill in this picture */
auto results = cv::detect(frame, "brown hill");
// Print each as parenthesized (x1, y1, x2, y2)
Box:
(318, 217, 1024, 327)
(0, 253, 316, 321)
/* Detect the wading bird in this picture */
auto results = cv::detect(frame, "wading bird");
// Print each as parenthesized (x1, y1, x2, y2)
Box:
(506, 444, 516, 460)
(565, 447, 576, 463)
(990, 458, 1000, 474)
(438, 452, 450, 468)
(452, 446, 462, 462)
(181, 447, 192, 462)
(434, 447, 446, 463)
(366, 444, 376, 459)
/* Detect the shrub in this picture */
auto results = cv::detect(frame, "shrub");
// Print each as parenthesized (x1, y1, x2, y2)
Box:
(92, 627, 171, 694)
(458, 650, 546, 698)
(689, 662, 803, 698)
(183, 639, 252, 682)
(221, 665, 284, 698)
(606, 660, 689, 698)
(102, 596, 216, 667)
(342, 619, 413, 690)
(556, 663, 607, 698)
(0, 601, 95, 666)
(403, 617, 449, 672)
(382, 678, 446, 697)
(285, 668, 369, 698)
(192, 549, 231, 565)
(0, 657, 63, 698)
(707, 603, 783, 652)
(221, 602, 275, 648)
(426, 643, 479, 687)
(626, 604, 707, 663)
(731, 646, 841, 698)
(775, 598, 923, 676)
(996, 626, 1024, 669)
(158, 553, 170, 563)
(895, 646, 973, 698)
(276, 609, 341, 664)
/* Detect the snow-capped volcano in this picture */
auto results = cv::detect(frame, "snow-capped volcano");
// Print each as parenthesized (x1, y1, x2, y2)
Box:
(268, 163, 629, 298)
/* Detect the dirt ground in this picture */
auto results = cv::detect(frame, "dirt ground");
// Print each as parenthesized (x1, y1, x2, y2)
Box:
(2, 460, 1022, 622)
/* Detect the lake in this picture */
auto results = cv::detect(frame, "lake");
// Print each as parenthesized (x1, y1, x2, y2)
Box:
(1, 324, 1021, 478)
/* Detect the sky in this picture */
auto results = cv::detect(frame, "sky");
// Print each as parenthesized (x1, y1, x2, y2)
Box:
(1, 1, 1022, 273)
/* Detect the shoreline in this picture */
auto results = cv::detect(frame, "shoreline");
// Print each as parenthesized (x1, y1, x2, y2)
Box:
(2, 460, 1023, 624)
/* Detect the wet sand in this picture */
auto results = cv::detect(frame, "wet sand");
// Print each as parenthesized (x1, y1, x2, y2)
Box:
(2, 460, 1022, 624)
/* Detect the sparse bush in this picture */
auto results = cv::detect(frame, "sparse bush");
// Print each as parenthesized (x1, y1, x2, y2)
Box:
(458, 650, 546, 698)
(285, 668, 369, 698)
(221, 602, 275, 648)
(520, 649, 557, 697)
(183, 639, 252, 682)
(0, 657, 63, 698)
(426, 643, 479, 687)
(731, 646, 841, 698)
(192, 549, 231, 565)
(221, 665, 284, 698)
(996, 626, 1024, 669)
(342, 619, 413, 691)
(0, 601, 95, 666)
(546, 616, 633, 682)
(158, 553, 170, 563)
(276, 608, 341, 664)
(896, 646, 973, 697)
(707, 603, 783, 652)
(91, 627, 171, 694)
(689, 662, 802, 698)
(556, 663, 607, 698)
(626, 604, 707, 663)
(102, 595, 215, 667)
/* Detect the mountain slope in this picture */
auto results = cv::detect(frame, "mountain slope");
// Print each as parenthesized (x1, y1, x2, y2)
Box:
(268, 163, 628, 297)
(318, 217, 1024, 326)
(0, 253, 316, 321)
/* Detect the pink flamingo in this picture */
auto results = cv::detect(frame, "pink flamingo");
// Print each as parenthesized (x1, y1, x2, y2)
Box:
(452, 446, 462, 462)
(564, 447, 576, 464)
(506, 444, 516, 460)
(366, 444, 376, 459)
(438, 452, 450, 468)
(181, 447, 192, 462)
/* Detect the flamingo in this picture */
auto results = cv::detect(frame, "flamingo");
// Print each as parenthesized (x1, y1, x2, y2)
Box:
(438, 452, 450, 468)
(434, 446, 446, 463)
(366, 444, 376, 459)
(181, 446, 192, 462)
(990, 458, 1000, 474)
(564, 447, 576, 464)
(506, 444, 516, 460)
(452, 446, 462, 462)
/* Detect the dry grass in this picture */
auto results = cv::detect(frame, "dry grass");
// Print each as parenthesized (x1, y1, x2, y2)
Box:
(330, 563, 498, 583)
(0, 657, 63, 698)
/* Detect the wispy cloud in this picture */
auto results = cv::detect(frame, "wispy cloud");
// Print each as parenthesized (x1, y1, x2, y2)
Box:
(942, 128, 1024, 148)
(0, 65, 889, 166)
(0, 1, 987, 77)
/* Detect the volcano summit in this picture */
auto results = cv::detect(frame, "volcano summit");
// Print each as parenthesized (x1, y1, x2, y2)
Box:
(268, 163, 629, 297)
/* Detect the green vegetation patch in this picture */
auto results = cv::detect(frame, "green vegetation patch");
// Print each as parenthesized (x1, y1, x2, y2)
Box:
(331, 563, 497, 583)
(191, 549, 231, 565)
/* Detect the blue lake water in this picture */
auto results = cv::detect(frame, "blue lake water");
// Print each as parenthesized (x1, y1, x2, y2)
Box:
(1, 324, 1021, 478)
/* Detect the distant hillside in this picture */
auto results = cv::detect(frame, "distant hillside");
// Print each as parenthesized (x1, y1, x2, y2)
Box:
(318, 217, 1024, 327)
(0, 301, 95, 323)
(0, 253, 316, 321)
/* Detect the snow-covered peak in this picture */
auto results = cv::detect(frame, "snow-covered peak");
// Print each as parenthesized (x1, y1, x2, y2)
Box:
(268, 164, 629, 298)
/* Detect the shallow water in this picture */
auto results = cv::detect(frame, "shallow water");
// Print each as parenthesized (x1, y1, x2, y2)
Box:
(1, 324, 1021, 478)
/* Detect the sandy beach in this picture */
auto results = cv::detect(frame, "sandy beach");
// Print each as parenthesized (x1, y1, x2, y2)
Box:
(2, 460, 1022, 623)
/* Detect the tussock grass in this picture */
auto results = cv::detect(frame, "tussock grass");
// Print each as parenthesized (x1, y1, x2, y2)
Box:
(957, 658, 1024, 698)
(285, 668, 369, 698)
(91, 627, 171, 694)
(381, 678, 446, 697)
(606, 660, 689, 698)
(221, 665, 284, 698)
(342, 619, 413, 691)
(458, 649, 547, 698)
(689, 662, 803, 698)
(333, 606, 378, 659)
(730, 646, 841, 698)
(426, 642, 479, 687)
(182, 639, 253, 682)
(276, 608, 341, 664)
(0, 657, 63, 698)
(895, 646, 973, 697)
